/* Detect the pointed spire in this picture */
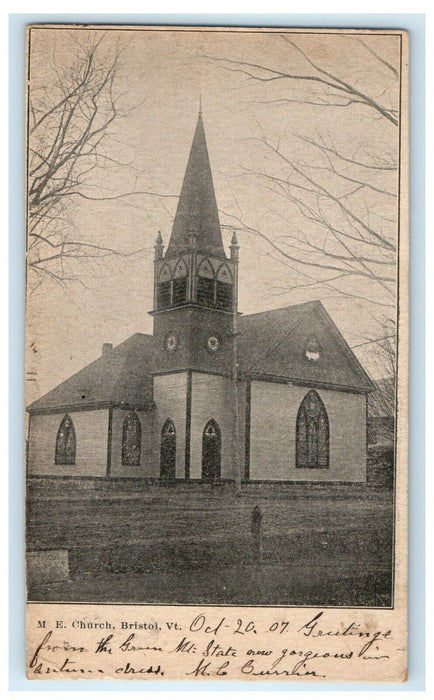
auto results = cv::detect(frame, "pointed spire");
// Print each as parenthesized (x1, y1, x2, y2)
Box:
(166, 111, 225, 258)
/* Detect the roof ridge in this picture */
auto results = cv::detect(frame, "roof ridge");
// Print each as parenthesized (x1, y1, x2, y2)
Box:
(239, 299, 318, 321)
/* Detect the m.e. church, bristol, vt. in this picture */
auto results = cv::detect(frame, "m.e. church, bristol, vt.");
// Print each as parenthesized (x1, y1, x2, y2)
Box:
(27, 112, 374, 484)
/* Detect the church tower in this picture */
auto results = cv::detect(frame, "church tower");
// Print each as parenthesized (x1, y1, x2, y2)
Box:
(151, 111, 239, 376)
(151, 111, 241, 482)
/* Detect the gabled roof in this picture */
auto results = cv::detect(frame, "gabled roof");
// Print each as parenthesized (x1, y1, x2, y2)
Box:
(165, 112, 226, 258)
(29, 300, 374, 413)
(237, 300, 374, 392)
(237, 301, 317, 370)
(28, 334, 156, 413)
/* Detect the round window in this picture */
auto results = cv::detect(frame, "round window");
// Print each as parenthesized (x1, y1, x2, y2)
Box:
(207, 336, 220, 353)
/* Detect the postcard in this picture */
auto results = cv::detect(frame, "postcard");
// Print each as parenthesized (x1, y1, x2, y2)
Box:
(25, 25, 408, 681)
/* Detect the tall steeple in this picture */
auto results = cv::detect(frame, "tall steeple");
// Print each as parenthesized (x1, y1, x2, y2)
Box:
(151, 112, 239, 379)
(166, 111, 225, 258)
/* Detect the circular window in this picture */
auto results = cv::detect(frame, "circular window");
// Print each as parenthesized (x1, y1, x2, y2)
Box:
(206, 336, 220, 353)
(165, 332, 179, 353)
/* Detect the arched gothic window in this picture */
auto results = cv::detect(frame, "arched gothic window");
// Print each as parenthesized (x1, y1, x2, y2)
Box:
(55, 414, 76, 465)
(122, 411, 142, 466)
(296, 391, 329, 469)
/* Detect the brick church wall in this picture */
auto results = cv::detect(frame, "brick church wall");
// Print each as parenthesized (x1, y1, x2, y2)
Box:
(27, 410, 109, 477)
(249, 382, 366, 482)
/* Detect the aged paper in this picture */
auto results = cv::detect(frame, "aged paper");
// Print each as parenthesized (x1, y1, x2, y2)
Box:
(25, 25, 408, 681)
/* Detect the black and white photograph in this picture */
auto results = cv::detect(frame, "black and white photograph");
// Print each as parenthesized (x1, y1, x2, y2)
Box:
(25, 25, 406, 626)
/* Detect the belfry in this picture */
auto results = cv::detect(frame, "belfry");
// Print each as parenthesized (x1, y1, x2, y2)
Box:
(27, 112, 374, 484)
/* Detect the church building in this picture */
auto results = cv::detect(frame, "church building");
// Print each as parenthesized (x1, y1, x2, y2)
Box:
(27, 112, 374, 484)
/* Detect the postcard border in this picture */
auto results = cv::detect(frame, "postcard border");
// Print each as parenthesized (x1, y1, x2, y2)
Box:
(10, 11, 425, 691)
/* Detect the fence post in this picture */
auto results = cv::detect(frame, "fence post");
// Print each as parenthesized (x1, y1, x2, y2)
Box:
(251, 505, 263, 563)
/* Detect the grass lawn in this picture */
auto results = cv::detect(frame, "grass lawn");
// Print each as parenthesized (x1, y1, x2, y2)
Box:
(27, 481, 394, 607)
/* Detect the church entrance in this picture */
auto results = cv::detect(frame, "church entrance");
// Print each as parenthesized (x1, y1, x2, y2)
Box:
(202, 419, 221, 481)
(160, 419, 176, 480)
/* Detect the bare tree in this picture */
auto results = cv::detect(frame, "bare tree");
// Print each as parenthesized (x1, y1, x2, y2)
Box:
(209, 36, 398, 124)
(210, 36, 399, 313)
(353, 315, 396, 418)
(209, 36, 400, 378)
(27, 35, 152, 292)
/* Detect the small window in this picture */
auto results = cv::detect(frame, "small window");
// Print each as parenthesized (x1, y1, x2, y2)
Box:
(55, 414, 76, 465)
(205, 421, 217, 437)
(162, 419, 176, 437)
(305, 336, 321, 362)
(122, 412, 142, 466)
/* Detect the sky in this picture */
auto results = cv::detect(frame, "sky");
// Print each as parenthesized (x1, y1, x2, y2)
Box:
(25, 26, 402, 404)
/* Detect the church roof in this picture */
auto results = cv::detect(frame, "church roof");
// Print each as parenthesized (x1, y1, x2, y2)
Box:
(237, 300, 374, 392)
(237, 301, 316, 369)
(165, 112, 226, 258)
(28, 301, 373, 413)
(28, 334, 156, 413)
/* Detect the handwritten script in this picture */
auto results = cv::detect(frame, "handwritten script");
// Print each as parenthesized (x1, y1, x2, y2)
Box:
(26, 606, 405, 682)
